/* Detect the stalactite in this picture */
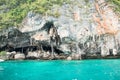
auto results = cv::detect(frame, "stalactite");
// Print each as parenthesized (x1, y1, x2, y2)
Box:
(51, 42, 54, 58)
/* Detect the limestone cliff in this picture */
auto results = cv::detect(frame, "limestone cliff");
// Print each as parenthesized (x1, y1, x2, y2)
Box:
(0, 0, 120, 60)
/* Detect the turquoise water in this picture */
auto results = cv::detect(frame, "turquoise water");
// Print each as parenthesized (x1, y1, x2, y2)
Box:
(0, 60, 120, 80)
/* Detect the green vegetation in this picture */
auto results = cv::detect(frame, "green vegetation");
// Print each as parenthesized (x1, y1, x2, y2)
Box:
(0, 0, 120, 30)
(0, 0, 69, 29)
(108, 0, 120, 14)
(0, 51, 6, 56)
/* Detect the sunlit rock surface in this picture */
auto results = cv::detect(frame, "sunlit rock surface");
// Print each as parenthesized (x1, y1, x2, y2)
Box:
(14, 53, 25, 60)
(0, 0, 120, 60)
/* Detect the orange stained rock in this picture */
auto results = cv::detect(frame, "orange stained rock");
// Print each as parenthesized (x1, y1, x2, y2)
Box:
(95, 3, 101, 14)
(93, 2, 119, 35)
(31, 33, 48, 41)
(73, 12, 80, 21)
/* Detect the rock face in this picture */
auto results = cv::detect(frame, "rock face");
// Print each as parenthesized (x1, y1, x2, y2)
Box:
(14, 53, 25, 60)
(6, 51, 16, 60)
(0, 0, 120, 60)
(42, 52, 50, 58)
(67, 56, 72, 60)
(27, 51, 41, 59)
(69, 53, 81, 60)
(0, 27, 30, 51)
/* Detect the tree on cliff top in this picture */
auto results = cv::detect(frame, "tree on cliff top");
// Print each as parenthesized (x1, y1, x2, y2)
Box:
(0, 0, 69, 29)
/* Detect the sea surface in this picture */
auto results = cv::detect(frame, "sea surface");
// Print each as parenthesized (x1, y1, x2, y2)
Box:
(0, 59, 120, 80)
